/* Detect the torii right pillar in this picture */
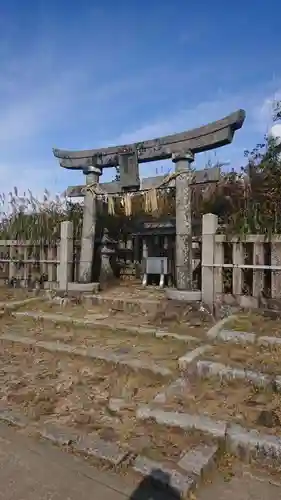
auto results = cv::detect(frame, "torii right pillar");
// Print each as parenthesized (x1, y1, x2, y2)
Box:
(172, 150, 194, 290)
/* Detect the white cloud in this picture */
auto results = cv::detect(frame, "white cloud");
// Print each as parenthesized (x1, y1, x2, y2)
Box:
(251, 88, 281, 134)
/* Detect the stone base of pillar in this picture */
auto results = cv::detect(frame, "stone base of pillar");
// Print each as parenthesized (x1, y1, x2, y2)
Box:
(165, 289, 202, 301)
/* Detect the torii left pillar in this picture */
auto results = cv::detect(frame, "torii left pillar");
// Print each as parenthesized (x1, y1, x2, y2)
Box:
(172, 150, 194, 290)
(79, 165, 102, 283)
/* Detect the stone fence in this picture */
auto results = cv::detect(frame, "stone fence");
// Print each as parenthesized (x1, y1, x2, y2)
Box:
(0, 240, 59, 288)
(202, 213, 281, 310)
(2, 216, 281, 311)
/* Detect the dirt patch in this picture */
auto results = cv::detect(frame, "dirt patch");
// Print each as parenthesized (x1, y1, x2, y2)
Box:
(225, 314, 281, 337)
(0, 287, 36, 302)
(161, 377, 281, 436)
(203, 342, 281, 376)
(0, 316, 196, 372)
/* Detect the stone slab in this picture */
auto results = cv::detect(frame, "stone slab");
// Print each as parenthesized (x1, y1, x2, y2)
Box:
(217, 330, 256, 344)
(206, 314, 238, 339)
(227, 424, 281, 461)
(0, 409, 28, 428)
(178, 345, 212, 369)
(118, 357, 172, 377)
(178, 444, 219, 477)
(73, 434, 128, 466)
(36, 340, 76, 353)
(132, 455, 195, 498)
(90, 295, 162, 315)
(0, 333, 171, 377)
(257, 336, 281, 347)
(108, 398, 128, 413)
(155, 331, 197, 342)
(65, 282, 100, 293)
(165, 289, 202, 302)
(0, 332, 37, 346)
(274, 375, 281, 392)
(41, 424, 79, 446)
(15, 311, 94, 326)
(136, 405, 227, 438)
(153, 378, 189, 404)
(195, 360, 272, 388)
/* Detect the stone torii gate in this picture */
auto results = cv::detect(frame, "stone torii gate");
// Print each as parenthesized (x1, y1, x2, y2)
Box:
(53, 109, 245, 289)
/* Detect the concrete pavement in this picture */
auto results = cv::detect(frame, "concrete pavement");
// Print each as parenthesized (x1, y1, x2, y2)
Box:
(0, 422, 280, 500)
(0, 423, 140, 500)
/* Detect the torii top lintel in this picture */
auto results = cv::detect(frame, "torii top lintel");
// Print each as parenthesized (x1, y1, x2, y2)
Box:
(53, 109, 245, 170)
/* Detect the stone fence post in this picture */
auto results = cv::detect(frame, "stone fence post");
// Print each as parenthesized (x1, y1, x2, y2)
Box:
(202, 213, 218, 311)
(58, 221, 73, 291)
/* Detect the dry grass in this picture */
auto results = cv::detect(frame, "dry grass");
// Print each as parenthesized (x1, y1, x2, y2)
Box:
(203, 342, 281, 376)
(225, 313, 281, 337)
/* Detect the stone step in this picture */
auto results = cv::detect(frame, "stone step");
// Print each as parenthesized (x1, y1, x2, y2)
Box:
(14, 310, 198, 344)
(0, 332, 172, 377)
(135, 405, 281, 465)
(84, 294, 163, 315)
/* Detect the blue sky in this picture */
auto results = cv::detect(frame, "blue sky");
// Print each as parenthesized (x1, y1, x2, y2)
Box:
(0, 0, 280, 198)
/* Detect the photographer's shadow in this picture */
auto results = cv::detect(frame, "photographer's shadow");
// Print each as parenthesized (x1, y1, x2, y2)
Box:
(130, 469, 181, 500)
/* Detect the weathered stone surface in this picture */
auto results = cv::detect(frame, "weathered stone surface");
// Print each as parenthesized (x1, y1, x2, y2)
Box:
(206, 314, 238, 339)
(153, 378, 190, 404)
(226, 424, 281, 461)
(119, 358, 172, 377)
(73, 434, 127, 466)
(90, 295, 162, 315)
(257, 336, 281, 347)
(36, 341, 75, 354)
(0, 332, 37, 346)
(108, 398, 127, 413)
(178, 345, 212, 370)
(67, 167, 222, 197)
(132, 455, 195, 498)
(54, 109, 245, 169)
(79, 168, 100, 283)
(41, 424, 79, 446)
(178, 444, 218, 476)
(67, 282, 100, 293)
(256, 410, 281, 428)
(274, 375, 281, 392)
(155, 331, 197, 342)
(173, 153, 193, 291)
(136, 406, 227, 438)
(0, 409, 28, 428)
(196, 360, 271, 388)
(217, 330, 256, 344)
(165, 289, 202, 301)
